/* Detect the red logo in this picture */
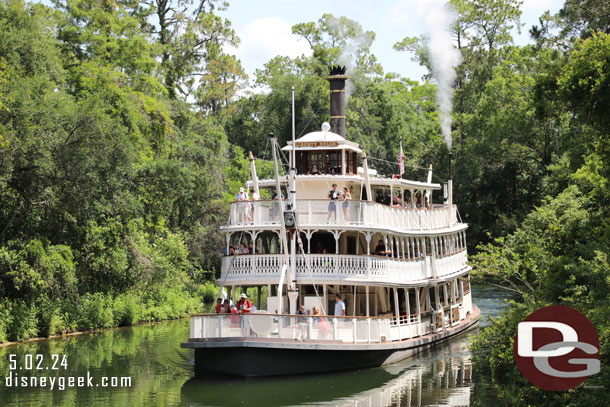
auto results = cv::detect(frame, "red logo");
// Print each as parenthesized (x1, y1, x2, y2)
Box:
(514, 305, 600, 391)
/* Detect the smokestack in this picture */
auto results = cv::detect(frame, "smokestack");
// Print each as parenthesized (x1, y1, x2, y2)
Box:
(327, 65, 347, 138)
(448, 152, 453, 180)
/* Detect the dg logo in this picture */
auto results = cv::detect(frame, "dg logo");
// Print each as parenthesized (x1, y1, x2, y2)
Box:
(514, 305, 600, 391)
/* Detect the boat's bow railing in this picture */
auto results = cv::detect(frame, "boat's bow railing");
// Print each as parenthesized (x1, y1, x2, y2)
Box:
(226, 200, 458, 230)
(189, 313, 396, 344)
(187, 308, 471, 344)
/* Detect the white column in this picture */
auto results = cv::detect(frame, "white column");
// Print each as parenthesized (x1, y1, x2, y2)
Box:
(288, 291, 299, 316)
(393, 287, 400, 322)
(365, 232, 372, 255)
(333, 231, 341, 254)
(365, 285, 370, 317)
(416, 287, 421, 319)
(404, 288, 410, 323)
(305, 230, 313, 254)
(353, 285, 357, 316)
(384, 234, 389, 256)
(323, 284, 328, 314)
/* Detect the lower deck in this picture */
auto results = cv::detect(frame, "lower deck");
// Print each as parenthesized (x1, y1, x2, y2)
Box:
(182, 306, 480, 377)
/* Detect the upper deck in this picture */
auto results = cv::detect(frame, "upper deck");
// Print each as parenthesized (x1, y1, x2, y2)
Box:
(224, 199, 459, 233)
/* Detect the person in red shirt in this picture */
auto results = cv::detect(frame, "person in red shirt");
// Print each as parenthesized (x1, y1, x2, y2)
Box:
(214, 298, 223, 313)
(237, 293, 252, 314)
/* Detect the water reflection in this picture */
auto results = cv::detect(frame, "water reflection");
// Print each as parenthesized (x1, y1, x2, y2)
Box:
(181, 334, 476, 407)
(0, 284, 509, 407)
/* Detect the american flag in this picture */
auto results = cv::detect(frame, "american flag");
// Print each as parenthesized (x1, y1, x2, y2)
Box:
(398, 140, 405, 177)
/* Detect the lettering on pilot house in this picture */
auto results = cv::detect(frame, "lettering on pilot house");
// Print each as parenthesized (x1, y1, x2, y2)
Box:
(295, 142, 339, 147)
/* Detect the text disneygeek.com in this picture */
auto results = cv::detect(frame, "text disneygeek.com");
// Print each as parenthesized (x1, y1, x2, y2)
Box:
(3, 372, 132, 390)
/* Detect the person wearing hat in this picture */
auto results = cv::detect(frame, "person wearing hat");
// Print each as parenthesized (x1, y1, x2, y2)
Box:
(237, 292, 252, 314)
(236, 187, 249, 223)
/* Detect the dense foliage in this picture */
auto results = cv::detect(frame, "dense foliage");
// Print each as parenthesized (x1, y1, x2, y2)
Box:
(0, 0, 239, 341)
(0, 2, 608, 403)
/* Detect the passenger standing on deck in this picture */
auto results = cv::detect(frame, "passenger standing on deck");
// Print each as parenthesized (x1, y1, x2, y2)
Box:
(341, 187, 351, 221)
(334, 294, 346, 316)
(236, 187, 249, 223)
(237, 293, 253, 336)
(215, 298, 223, 313)
(296, 305, 308, 339)
(327, 184, 341, 222)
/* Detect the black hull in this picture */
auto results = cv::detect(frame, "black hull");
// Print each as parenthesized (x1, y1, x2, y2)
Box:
(184, 308, 480, 377)
(195, 346, 402, 377)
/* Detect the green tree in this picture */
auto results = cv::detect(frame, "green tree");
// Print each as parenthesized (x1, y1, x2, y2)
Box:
(139, 0, 241, 100)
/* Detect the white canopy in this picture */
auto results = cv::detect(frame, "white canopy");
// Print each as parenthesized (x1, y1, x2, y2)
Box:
(281, 130, 362, 153)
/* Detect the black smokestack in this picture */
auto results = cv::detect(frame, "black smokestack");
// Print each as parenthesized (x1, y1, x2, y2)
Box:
(327, 65, 347, 138)
(449, 152, 453, 180)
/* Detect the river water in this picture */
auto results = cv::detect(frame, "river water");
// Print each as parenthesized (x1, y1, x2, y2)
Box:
(0, 284, 510, 407)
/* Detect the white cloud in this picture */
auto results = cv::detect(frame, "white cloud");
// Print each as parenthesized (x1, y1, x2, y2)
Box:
(228, 17, 312, 77)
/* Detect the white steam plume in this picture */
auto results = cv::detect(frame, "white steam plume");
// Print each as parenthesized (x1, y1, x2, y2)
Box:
(324, 15, 374, 102)
(422, 1, 462, 151)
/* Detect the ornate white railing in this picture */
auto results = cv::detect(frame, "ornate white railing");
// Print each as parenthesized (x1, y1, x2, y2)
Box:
(227, 200, 458, 231)
(220, 251, 469, 285)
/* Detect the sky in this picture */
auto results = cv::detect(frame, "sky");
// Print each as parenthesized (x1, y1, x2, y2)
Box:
(219, 0, 565, 82)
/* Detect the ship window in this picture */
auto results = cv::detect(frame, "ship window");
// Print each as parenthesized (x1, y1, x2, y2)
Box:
(326, 151, 341, 174)
(346, 151, 353, 174)
(346, 152, 358, 174)
(296, 151, 309, 174)
(309, 152, 324, 174)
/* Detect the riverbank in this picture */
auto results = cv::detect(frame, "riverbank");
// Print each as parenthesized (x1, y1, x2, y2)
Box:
(0, 281, 220, 345)
(0, 284, 510, 407)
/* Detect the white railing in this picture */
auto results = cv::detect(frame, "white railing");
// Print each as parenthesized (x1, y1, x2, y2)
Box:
(188, 313, 428, 343)
(226, 200, 458, 231)
(220, 251, 469, 285)
(188, 308, 465, 343)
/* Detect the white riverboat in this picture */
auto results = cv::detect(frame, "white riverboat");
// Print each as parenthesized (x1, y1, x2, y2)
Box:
(181, 67, 478, 377)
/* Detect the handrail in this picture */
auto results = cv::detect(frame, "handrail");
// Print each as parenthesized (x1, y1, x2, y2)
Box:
(192, 312, 395, 320)
(226, 199, 460, 231)
(232, 198, 455, 211)
(222, 252, 432, 260)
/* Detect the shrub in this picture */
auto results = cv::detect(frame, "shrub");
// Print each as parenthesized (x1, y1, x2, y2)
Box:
(78, 292, 114, 330)
(37, 296, 66, 337)
(0, 300, 11, 343)
(199, 281, 219, 305)
(113, 293, 143, 326)
(7, 301, 38, 341)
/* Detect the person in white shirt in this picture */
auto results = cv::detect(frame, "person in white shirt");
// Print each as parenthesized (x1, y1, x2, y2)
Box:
(236, 187, 249, 223)
(334, 294, 346, 317)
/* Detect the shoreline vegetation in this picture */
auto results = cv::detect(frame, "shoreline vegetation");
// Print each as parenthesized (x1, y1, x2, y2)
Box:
(1, 0, 609, 405)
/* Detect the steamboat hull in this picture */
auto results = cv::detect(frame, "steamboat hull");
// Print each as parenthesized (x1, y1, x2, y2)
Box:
(182, 306, 479, 377)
